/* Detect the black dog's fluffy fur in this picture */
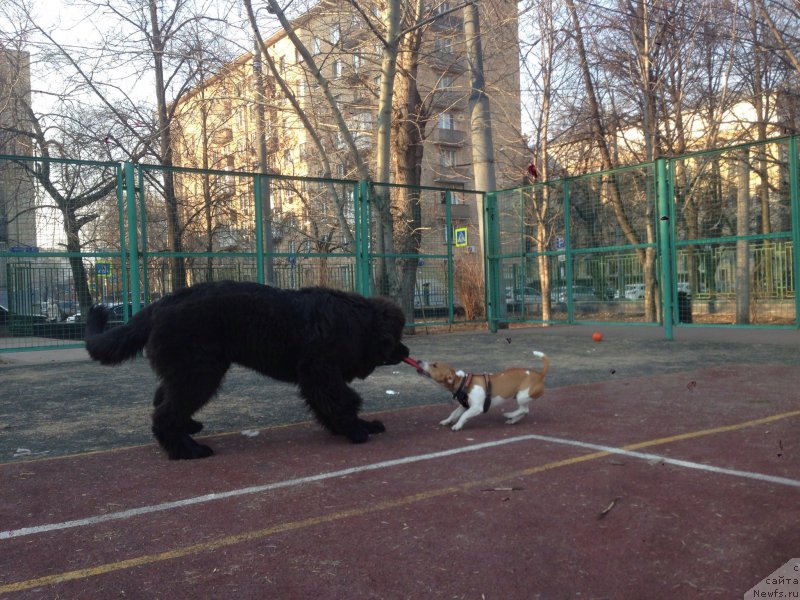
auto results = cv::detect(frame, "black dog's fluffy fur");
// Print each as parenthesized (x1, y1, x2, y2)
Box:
(85, 281, 409, 460)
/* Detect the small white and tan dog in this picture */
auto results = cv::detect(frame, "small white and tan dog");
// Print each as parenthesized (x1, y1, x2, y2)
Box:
(419, 351, 549, 431)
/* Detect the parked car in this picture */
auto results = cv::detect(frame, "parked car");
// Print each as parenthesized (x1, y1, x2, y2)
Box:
(107, 302, 133, 321)
(551, 285, 596, 303)
(66, 302, 133, 323)
(514, 287, 542, 303)
(0, 305, 47, 326)
(622, 283, 645, 300)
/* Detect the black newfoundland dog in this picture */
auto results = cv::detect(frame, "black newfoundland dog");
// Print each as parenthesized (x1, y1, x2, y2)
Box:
(85, 281, 409, 460)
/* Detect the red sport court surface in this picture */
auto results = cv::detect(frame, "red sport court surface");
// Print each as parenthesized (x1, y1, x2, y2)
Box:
(1, 363, 798, 599)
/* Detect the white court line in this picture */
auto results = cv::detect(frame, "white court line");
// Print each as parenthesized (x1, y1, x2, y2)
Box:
(2, 432, 798, 541)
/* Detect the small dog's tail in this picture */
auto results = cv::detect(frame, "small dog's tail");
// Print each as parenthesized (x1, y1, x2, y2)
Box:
(532, 350, 549, 378)
(85, 305, 152, 365)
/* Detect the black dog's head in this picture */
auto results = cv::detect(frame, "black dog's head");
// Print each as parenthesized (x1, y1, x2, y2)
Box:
(369, 296, 410, 366)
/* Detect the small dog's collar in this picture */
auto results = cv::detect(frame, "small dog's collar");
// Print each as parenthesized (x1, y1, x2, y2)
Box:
(452, 373, 492, 413)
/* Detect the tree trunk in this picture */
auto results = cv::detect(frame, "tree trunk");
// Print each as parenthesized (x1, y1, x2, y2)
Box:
(149, 0, 186, 290)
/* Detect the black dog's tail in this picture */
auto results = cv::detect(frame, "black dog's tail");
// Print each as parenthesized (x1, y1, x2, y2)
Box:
(85, 305, 152, 365)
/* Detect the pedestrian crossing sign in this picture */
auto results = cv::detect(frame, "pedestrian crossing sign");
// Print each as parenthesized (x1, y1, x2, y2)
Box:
(454, 227, 468, 247)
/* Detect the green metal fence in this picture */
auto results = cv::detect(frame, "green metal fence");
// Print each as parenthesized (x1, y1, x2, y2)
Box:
(489, 136, 799, 335)
(0, 157, 485, 352)
(2, 135, 799, 352)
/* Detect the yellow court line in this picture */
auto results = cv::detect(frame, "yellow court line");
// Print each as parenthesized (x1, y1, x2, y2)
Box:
(1, 409, 798, 594)
(622, 409, 800, 451)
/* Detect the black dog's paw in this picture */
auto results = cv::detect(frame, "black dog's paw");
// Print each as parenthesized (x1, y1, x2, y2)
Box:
(158, 430, 215, 460)
(344, 418, 385, 443)
(188, 443, 214, 459)
(167, 440, 214, 460)
(345, 424, 370, 444)
(360, 419, 386, 434)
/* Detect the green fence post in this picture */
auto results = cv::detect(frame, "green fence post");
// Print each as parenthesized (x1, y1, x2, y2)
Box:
(483, 190, 501, 332)
(115, 164, 130, 316)
(253, 174, 265, 284)
(124, 162, 141, 315)
(355, 180, 370, 296)
(137, 167, 150, 304)
(445, 190, 456, 323)
(563, 178, 573, 323)
(789, 136, 800, 328)
(657, 158, 674, 340)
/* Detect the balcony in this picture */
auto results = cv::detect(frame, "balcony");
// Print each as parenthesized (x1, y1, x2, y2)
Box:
(345, 69, 366, 85)
(350, 91, 374, 107)
(429, 51, 466, 74)
(437, 202, 476, 221)
(433, 165, 471, 185)
(430, 14, 463, 32)
(342, 28, 371, 48)
(432, 127, 466, 145)
(430, 89, 465, 109)
(212, 127, 233, 146)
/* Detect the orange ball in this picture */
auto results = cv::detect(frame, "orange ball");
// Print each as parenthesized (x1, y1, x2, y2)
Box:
(592, 331, 603, 342)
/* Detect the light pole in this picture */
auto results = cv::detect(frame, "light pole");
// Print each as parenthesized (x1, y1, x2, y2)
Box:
(253, 35, 276, 285)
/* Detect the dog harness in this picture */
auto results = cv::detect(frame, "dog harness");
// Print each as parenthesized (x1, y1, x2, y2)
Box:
(453, 373, 492, 413)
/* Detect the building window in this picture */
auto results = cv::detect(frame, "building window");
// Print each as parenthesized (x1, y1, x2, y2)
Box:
(353, 111, 373, 130)
(436, 74, 455, 90)
(311, 36, 321, 55)
(438, 112, 455, 130)
(332, 59, 342, 78)
(330, 24, 340, 45)
(435, 37, 453, 54)
(353, 51, 364, 71)
(440, 147, 457, 168)
(434, 2, 450, 15)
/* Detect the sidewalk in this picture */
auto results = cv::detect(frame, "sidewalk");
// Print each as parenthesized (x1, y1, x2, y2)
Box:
(0, 346, 90, 366)
(1, 323, 798, 366)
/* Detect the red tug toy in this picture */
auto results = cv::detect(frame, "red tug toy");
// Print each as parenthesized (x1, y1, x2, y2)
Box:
(403, 356, 425, 374)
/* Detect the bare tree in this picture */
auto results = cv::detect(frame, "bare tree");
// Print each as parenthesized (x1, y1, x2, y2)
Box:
(33, 0, 235, 290)
(518, 0, 572, 321)
(243, 0, 473, 306)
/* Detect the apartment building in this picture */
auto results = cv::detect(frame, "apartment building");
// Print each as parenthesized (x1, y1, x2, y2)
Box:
(0, 49, 37, 306)
(171, 0, 523, 272)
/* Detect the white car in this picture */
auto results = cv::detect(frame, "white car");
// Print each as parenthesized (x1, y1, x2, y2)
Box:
(623, 283, 645, 300)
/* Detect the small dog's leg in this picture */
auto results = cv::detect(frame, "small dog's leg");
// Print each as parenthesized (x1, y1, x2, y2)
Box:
(451, 405, 484, 431)
(450, 387, 488, 431)
(440, 405, 465, 426)
(503, 396, 531, 424)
